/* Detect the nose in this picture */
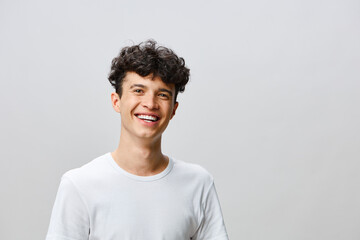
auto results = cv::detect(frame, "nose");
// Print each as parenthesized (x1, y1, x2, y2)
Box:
(142, 93, 159, 110)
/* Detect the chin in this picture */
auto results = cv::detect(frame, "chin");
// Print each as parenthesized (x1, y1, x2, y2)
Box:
(135, 131, 161, 139)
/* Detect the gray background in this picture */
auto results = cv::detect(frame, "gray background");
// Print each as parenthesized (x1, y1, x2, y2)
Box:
(1, 0, 359, 239)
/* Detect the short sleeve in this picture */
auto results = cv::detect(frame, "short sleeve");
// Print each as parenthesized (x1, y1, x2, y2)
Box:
(46, 176, 90, 240)
(191, 181, 229, 240)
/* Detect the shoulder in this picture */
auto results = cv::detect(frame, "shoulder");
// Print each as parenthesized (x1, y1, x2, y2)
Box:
(172, 158, 214, 185)
(62, 152, 111, 186)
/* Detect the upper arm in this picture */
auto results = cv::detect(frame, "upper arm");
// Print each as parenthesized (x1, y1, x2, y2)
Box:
(46, 176, 90, 240)
(191, 181, 229, 240)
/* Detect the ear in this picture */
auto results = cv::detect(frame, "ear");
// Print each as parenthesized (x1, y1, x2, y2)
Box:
(111, 92, 121, 113)
(170, 102, 179, 120)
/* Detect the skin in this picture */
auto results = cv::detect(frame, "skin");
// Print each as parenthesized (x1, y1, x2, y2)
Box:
(110, 71, 179, 176)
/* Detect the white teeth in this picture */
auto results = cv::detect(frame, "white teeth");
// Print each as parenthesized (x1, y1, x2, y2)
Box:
(136, 115, 158, 121)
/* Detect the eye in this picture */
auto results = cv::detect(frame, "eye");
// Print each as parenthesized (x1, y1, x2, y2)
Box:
(158, 93, 169, 99)
(134, 89, 143, 94)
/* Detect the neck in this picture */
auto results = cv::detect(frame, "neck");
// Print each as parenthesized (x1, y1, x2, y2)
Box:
(111, 130, 168, 176)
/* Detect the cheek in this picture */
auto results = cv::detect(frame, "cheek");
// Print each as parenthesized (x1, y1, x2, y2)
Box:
(164, 106, 175, 118)
(121, 97, 139, 110)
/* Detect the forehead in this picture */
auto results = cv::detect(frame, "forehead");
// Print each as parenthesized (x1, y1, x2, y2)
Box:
(123, 72, 175, 90)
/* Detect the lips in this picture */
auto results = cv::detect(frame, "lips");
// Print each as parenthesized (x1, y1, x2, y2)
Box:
(135, 113, 160, 122)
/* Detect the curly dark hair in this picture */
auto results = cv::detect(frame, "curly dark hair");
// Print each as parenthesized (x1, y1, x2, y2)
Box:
(108, 40, 190, 103)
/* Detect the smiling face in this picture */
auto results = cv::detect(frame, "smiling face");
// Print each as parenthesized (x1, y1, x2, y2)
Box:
(111, 72, 178, 141)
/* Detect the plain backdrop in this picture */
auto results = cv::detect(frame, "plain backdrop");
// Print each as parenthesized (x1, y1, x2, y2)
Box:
(1, 0, 359, 239)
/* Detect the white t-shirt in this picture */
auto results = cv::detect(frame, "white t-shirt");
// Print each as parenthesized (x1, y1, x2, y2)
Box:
(46, 152, 229, 240)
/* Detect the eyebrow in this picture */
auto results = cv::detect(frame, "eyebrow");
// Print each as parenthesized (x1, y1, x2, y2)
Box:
(130, 84, 146, 89)
(129, 84, 173, 96)
(159, 88, 173, 96)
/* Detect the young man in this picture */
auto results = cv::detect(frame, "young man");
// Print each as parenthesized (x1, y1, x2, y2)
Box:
(46, 40, 229, 240)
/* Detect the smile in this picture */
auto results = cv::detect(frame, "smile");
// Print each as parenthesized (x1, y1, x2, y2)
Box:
(135, 114, 160, 122)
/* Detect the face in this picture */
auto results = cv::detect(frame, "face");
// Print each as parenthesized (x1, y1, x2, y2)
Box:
(111, 72, 178, 141)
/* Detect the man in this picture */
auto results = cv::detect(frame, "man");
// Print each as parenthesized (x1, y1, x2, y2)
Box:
(46, 40, 229, 240)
